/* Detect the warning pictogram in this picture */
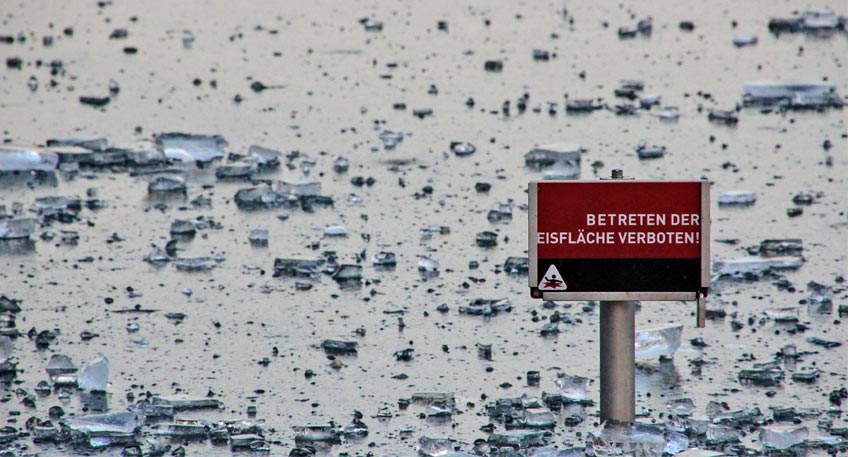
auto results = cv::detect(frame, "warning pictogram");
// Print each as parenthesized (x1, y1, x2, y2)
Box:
(538, 264, 567, 290)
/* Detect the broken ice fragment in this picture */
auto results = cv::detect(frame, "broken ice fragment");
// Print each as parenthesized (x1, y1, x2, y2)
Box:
(807, 281, 833, 304)
(706, 424, 739, 444)
(378, 130, 403, 149)
(765, 307, 800, 322)
(248, 145, 281, 168)
(761, 424, 808, 450)
(738, 367, 784, 386)
(708, 110, 739, 124)
(806, 336, 841, 348)
(215, 161, 257, 179)
(657, 106, 680, 121)
(451, 142, 476, 156)
(757, 239, 803, 256)
(293, 424, 341, 443)
(78, 354, 108, 391)
(174, 257, 215, 271)
(487, 203, 513, 222)
(46, 354, 77, 384)
(0, 336, 10, 364)
(742, 82, 843, 110)
(503, 257, 529, 274)
(155, 132, 227, 162)
(732, 35, 758, 47)
(666, 398, 695, 416)
(276, 179, 321, 196)
(371, 251, 396, 267)
(333, 156, 350, 173)
(324, 226, 348, 237)
(248, 229, 268, 246)
(321, 339, 358, 354)
(417, 436, 456, 456)
(64, 412, 142, 447)
(0, 218, 36, 239)
(791, 368, 821, 382)
(333, 264, 362, 282)
(47, 138, 109, 151)
(418, 256, 439, 272)
(459, 298, 512, 316)
(635, 323, 682, 358)
(635, 141, 665, 159)
(0, 146, 58, 172)
(147, 176, 186, 193)
(144, 245, 169, 263)
(555, 374, 589, 402)
(718, 190, 756, 206)
(476, 231, 497, 247)
(273, 258, 325, 278)
(150, 396, 222, 410)
(169, 219, 196, 236)
(489, 429, 547, 448)
(587, 423, 666, 456)
(713, 256, 804, 278)
(525, 144, 582, 172)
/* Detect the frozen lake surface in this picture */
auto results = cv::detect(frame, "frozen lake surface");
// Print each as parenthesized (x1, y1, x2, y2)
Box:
(0, 0, 846, 455)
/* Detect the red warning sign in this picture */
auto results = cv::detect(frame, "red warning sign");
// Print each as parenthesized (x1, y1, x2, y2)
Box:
(529, 180, 710, 299)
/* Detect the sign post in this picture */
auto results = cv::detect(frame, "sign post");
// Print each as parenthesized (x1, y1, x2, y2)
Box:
(528, 169, 710, 424)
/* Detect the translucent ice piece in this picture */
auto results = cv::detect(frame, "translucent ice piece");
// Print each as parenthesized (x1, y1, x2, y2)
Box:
(587, 423, 666, 456)
(248, 229, 269, 246)
(371, 251, 396, 267)
(147, 175, 186, 193)
(78, 354, 109, 391)
(635, 323, 682, 358)
(418, 256, 439, 272)
(0, 218, 36, 239)
(174, 257, 215, 271)
(666, 398, 695, 416)
(46, 354, 77, 383)
(0, 336, 11, 364)
(248, 145, 281, 167)
(417, 436, 455, 456)
(151, 396, 222, 410)
(489, 429, 547, 448)
(292, 424, 341, 443)
(555, 374, 589, 402)
(807, 281, 833, 304)
(761, 424, 808, 450)
(275, 179, 321, 196)
(705, 424, 739, 444)
(64, 411, 141, 447)
(0, 146, 58, 172)
(155, 132, 227, 162)
(525, 143, 582, 170)
(718, 190, 756, 206)
(713, 256, 803, 276)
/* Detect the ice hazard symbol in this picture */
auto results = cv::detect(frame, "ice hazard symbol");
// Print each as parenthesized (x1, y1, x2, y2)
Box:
(538, 264, 567, 291)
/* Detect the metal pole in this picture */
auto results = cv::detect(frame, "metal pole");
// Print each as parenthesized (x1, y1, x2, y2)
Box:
(599, 168, 636, 424)
(600, 300, 635, 424)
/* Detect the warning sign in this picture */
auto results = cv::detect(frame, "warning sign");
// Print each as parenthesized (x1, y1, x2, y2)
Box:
(529, 180, 710, 301)
(538, 264, 567, 290)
